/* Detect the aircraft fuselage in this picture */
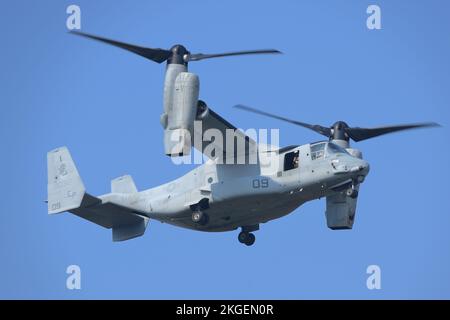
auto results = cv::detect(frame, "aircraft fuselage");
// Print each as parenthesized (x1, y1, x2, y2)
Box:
(102, 141, 369, 233)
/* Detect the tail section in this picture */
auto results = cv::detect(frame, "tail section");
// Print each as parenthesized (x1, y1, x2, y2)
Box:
(111, 175, 138, 193)
(47, 147, 86, 214)
(47, 147, 149, 242)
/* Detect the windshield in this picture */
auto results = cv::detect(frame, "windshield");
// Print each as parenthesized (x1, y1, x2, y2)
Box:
(310, 142, 326, 160)
(326, 142, 349, 155)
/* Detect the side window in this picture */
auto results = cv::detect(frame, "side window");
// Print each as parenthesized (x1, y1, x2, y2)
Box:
(311, 143, 325, 160)
(284, 151, 300, 171)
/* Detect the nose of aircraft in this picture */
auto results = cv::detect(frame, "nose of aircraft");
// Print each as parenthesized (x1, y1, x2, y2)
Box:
(350, 159, 370, 176)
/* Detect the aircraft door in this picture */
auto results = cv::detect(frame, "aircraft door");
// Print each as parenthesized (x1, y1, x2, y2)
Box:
(283, 150, 300, 172)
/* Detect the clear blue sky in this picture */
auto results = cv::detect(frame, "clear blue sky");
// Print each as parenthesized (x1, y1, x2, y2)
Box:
(1, 0, 449, 299)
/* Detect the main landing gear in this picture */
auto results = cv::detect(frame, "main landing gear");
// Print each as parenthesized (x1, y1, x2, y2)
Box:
(238, 231, 256, 246)
(191, 210, 209, 225)
(238, 225, 259, 246)
(190, 198, 210, 226)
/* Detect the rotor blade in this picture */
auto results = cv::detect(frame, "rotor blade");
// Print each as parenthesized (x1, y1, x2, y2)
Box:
(346, 123, 441, 142)
(234, 105, 332, 137)
(70, 31, 171, 63)
(189, 49, 282, 62)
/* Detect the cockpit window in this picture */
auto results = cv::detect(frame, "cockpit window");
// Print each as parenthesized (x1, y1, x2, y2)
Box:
(326, 142, 349, 155)
(311, 142, 326, 160)
(284, 150, 299, 171)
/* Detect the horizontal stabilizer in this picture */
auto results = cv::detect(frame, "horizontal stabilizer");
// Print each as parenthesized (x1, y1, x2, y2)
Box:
(112, 217, 149, 242)
(70, 201, 149, 242)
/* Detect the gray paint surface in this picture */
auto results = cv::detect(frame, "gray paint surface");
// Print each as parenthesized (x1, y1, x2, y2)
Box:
(47, 68, 369, 242)
(47, 141, 369, 241)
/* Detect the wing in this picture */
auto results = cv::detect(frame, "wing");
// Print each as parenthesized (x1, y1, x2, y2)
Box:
(193, 107, 258, 164)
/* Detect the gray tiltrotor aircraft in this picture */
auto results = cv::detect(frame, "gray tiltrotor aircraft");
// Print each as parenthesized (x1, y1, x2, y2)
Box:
(47, 32, 439, 245)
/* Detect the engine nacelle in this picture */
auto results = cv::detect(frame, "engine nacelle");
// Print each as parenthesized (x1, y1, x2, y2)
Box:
(163, 72, 199, 156)
(196, 100, 209, 120)
(325, 192, 357, 230)
(326, 147, 361, 229)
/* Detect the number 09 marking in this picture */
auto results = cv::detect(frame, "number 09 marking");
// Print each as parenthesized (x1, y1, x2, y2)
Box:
(253, 178, 269, 189)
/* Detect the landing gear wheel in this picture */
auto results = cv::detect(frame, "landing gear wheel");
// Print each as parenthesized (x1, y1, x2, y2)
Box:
(346, 188, 358, 199)
(238, 231, 247, 243)
(238, 232, 256, 246)
(245, 233, 256, 246)
(192, 211, 209, 225)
